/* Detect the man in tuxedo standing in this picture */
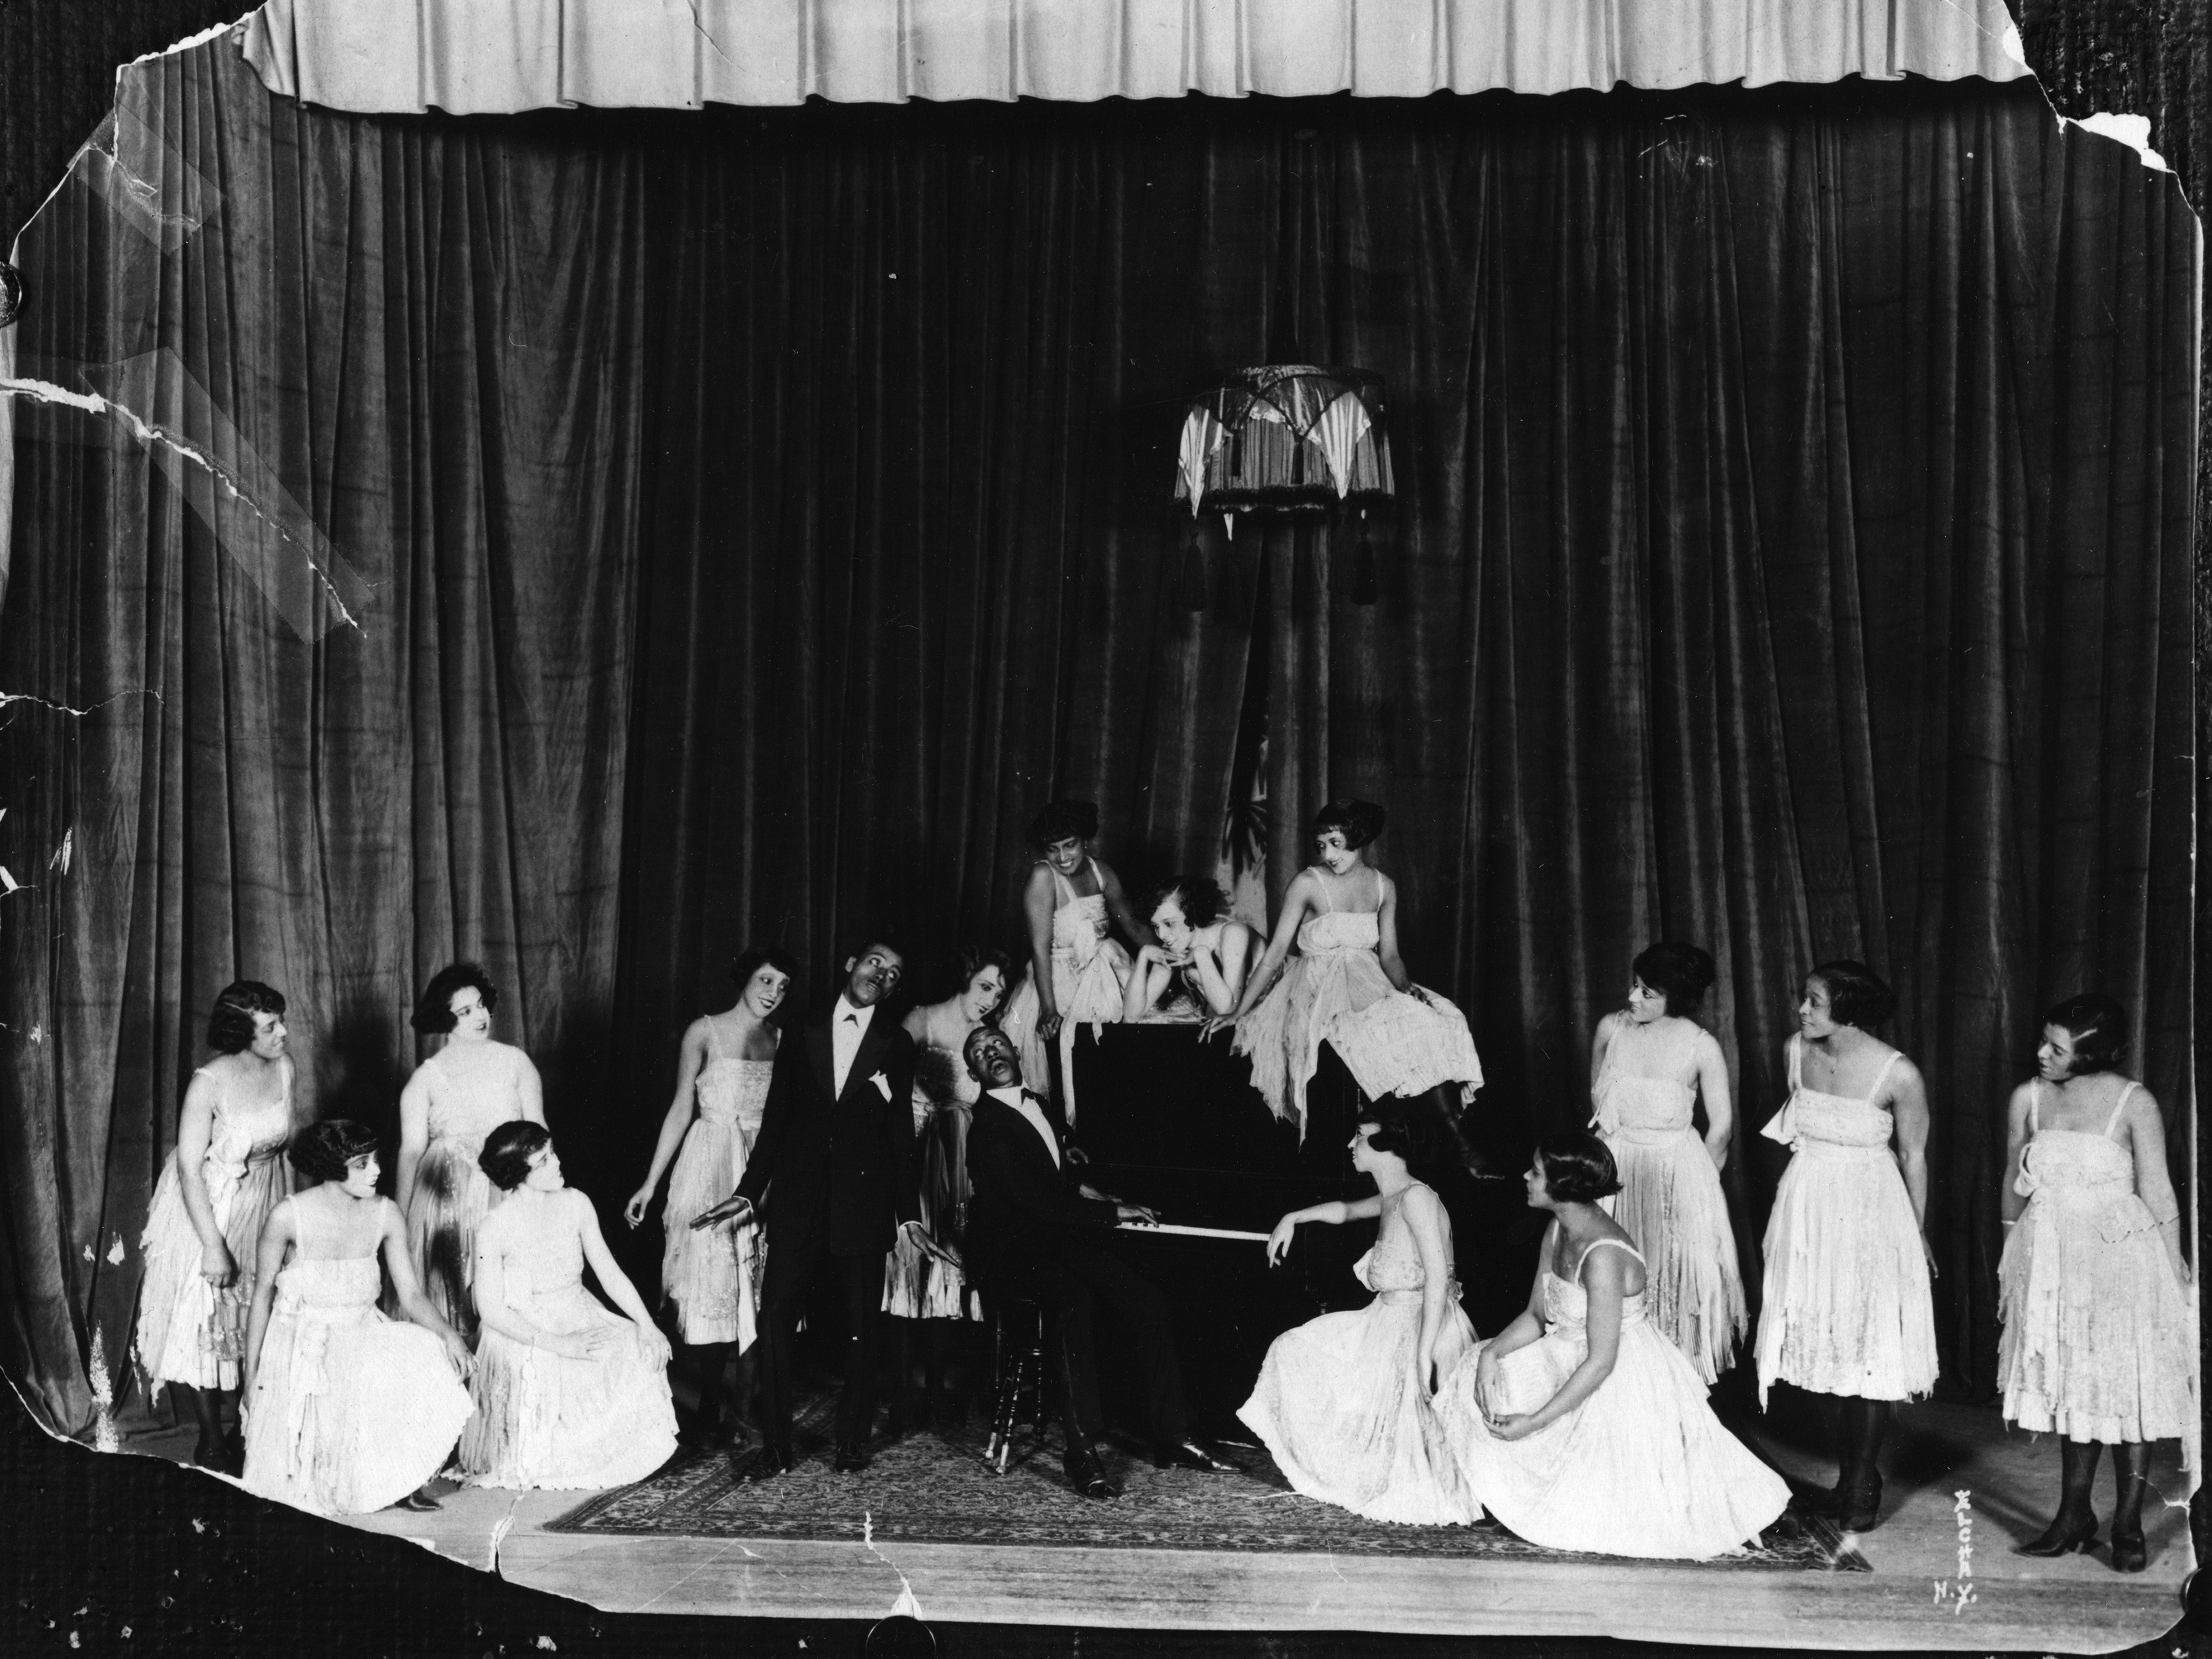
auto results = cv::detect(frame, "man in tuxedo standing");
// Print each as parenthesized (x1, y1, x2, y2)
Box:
(961, 1023, 1228, 1499)
(691, 939, 925, 1475)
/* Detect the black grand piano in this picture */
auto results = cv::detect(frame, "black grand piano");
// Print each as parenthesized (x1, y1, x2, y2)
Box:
(1063, 1022, 1535, 1437)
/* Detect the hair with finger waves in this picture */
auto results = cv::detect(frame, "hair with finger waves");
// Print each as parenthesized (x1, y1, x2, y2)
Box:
(2044, 992, 2128, 1075)
(206, 981, 287, 1054)
(1146, 875, 1226, 930)
(1357, 1094, 1474, 1185)
(412, 962, 499, 1035)
(1631, 941, 1715, 1015)
(1027, 800, 1099, 847)
(289, 1118, 381, 1184)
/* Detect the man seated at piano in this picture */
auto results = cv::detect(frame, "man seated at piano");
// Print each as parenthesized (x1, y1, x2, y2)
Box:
(1122, 875, 1265, 1023)
(961, 1023, 1232, 1498)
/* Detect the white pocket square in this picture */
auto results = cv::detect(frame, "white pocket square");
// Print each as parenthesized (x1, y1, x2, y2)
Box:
(870, 1071, 892, 1100)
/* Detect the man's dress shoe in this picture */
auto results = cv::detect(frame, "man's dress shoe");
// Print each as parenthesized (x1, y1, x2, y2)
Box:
(1063, 1446, 1122, 1500)
(834, 1440, 874, 1473)
(730, 1440, 796, 1481)
(1153, 1439, 1234, 1473)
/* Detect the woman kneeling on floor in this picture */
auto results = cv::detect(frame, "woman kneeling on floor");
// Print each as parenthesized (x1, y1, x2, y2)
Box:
(240, 1120, 474, 1515)
(460, 1122, 679, 1490)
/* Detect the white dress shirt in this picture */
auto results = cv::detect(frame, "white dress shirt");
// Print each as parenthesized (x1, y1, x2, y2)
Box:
(988, 1083, 1060, 1168)
(832, 995, 876, 1098)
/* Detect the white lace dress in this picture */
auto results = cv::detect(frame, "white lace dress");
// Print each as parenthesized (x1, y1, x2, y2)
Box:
(1591, 1018, 1745, 1383)
(1998, 1082, 2198, 1473)
(659, 1030, 773, 1347)
(1238, 1183, 1477, 1525)
(1439, 1237, 1790, 1559)
(241, 1196, 474, 1515)
(134, 1062, 293, 1393)
(403, 1044, 531, 1341)
(998, 858, 1132, 1122)
(1753, 1037, 1937, 1404)
(1234, 869, 1482, 1136)
(460, 1190, 677, 1490)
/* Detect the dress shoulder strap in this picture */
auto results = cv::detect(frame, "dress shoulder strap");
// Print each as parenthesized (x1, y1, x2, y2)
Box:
(1045, 861, 1077, 904)
(1574, 1235, 1645, 1280)
(1862, 1048, 1903, 1106)
(2103, 1081, 2139, 1140)
(2028, 1079, 2043, 1135)
(1308, 868, 1334, 912)
(1085, 856, 1104, 889)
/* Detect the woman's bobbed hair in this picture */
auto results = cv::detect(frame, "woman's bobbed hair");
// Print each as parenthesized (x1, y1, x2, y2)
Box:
(1806, 959, 1896, 1030)
(730, 944, 801, 999)
(1358, 1094, 1476, 1185)
(1311, 798, 1387, 852)
(290, 1118, 381, 1183)
(1146, 875, 1227, 930)
(1535, 1130, 1622, 1203)
(1632, 941, 1716, 1015)
(479, 1120, 553, 1192)
(1027, 800, 1099, 847)
(207, 981, 287, 1054)
(2043, 992, 2128, 1075)
(941, 944, 1013, 1003)
(413, 962, 499, 1035)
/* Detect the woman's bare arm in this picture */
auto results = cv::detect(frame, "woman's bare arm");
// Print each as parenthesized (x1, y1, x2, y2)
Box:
(626, 1021, 709, 1226)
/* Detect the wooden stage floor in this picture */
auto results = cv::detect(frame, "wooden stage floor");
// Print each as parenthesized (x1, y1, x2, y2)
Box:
(120, 1390, 2195, 1651)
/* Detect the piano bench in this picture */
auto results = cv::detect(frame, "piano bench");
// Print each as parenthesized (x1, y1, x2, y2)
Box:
(981, 1294, 1051, 1475)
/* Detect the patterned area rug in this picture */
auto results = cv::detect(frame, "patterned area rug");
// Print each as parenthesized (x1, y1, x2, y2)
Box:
(548, 1399, 1868, 1571)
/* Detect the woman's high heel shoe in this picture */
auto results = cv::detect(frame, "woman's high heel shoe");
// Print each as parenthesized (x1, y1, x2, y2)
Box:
(2015, 1510, 2098, 1557)
(2108, 1523, 2147, 1573)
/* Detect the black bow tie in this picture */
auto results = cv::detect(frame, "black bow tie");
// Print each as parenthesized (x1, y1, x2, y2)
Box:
(842, 1012, 859, 1024)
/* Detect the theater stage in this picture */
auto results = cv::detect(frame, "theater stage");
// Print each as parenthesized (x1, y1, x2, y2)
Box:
(118, 1384, 2193, 1652)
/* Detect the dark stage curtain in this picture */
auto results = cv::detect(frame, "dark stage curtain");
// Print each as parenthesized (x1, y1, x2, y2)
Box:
(0, 39, 2194, 1431)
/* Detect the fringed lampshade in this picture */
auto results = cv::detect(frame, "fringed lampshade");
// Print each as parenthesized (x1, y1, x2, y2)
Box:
(1173, 366, 1394, 516)
(1171, 365, 1395, 606)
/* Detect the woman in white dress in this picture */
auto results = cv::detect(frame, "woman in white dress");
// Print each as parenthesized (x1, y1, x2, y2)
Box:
(1753, 960, 1937, 1532)
(624, 945, 795, 1448)
(998, 800, 1149, 1120)
(240, 1121, 474, 1515)
(1123, 875, 1264, 1022)
(1586, 941, 1744, 1383)
(1438, 1132, 1791, 1559)
(1238, 1097, 1478, 1525)
(883, 946, 1009, 1430)
(1999, 994, 2196, 1572)
(133, 981, 301, 1474)
(395, 963, 545, 1341)
(460, 1123, 677, 1490)
(1205, 800, 1482, 1140)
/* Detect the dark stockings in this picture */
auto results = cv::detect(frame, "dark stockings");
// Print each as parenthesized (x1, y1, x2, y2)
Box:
(1831, 1395, 1891, 1531)
(171, 1382, 238, 1473)
(2018, 1438, 2102, 1555)
(684, 1341, 752, 1447)
(2109, 1441, 2150, 1572)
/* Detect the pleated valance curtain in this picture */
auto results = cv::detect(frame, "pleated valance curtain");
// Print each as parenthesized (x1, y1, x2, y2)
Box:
(237, 0, 2031, 114)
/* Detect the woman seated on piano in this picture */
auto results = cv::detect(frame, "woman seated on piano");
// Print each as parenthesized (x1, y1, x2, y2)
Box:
(1123, 876, 1264, 1023)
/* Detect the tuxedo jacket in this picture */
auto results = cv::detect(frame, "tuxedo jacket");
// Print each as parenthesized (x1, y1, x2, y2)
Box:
(964, 1090, 1119, 1290)
(733, 1004, 919, 1257)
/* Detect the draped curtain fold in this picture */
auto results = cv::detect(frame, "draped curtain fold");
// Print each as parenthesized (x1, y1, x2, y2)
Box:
(0, 41, 2193, 1434)
(236, 0, 2031, 115)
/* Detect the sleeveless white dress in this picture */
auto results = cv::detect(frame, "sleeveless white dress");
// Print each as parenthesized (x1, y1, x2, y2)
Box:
(1591, 1018, 1745, 1383)
(998, 858, 1132, 1122)
(134, 1061, 293, 1393)
(241, 1195, 474, 1515)
(883, 1026, 982, 1320)
(1234, 868, 1482, 1136)
(1439, 1237, 1790, 1559)
(1998, 1082, 2198, 1472)
(460, 1189, 677, 1490)
(1237, 1183, 1478, 1525)
(1754, 1037, 1937, 1404)
(403, 1044, 530, 1341)
(659, 1025, 773, 1347)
